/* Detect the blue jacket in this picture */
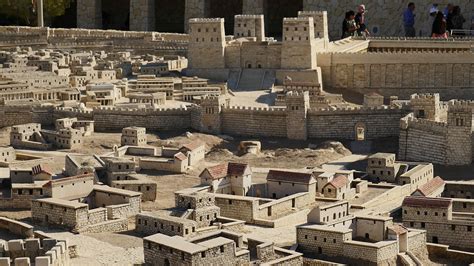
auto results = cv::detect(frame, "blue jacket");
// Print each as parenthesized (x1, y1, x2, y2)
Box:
(403, 9, 415, 27)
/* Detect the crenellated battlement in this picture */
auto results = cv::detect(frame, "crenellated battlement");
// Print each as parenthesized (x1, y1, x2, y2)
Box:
(189, 18, 225, 24)
(410, 93, 439, 100)
(298, 11, 327, 15)
(223, 105, 287, 114)
(235, 14, 264, 19)
(283, 17, 312, 22)
(402, 114, 448, 134)
(309, 104, 401, 114)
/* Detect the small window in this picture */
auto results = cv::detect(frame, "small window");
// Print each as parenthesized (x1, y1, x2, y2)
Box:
(201, 252, 206, 258)
(421, 222, 425, 228)
(451, 225, 456, 231)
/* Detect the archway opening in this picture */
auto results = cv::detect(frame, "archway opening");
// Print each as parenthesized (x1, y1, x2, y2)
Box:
(209, 0, 243, 35)
(101, 0, 130, 30)
(265, 0, 303, 38)
(156, 0, 185, 33)
(355, 122, 366, 141)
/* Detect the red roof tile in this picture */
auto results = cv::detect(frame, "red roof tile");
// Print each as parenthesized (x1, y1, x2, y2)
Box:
(415, 177, 445, 196)
(174, 152, 188, 161)
(227, 162, 249, 176)
(203, 163, 228, 180)
(267, 170, 314, 184)
(402, 196, 452, 208)
(388, 224, 408, 235)
(181, 141, 203, 151)
(325, 174, 349, 189)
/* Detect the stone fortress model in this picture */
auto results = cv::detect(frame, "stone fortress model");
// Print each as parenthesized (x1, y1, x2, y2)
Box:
(0, 4, 473, 266)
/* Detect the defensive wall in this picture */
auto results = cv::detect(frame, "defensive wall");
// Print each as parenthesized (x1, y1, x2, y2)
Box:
(0, 26, 187, 53)
(0, 104, 407, 141)
(318, 50, 474, 100)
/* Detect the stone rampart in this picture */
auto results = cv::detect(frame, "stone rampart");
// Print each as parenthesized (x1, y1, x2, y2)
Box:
(0, 238, 70, 266)
(307, 106, 404, 139)
(222, 107, 287, 137)
(399, 115, 448, 164)
(93, 107, 192, 131)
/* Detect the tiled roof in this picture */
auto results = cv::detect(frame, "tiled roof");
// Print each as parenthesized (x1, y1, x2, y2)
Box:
(227, 162, 249, 176)
(267, 170, 314, 184)
(325, 174, 349, 189)
(174, 152, 188, 161)
(388, 224, 408, 235)
(415, 177, 445, 196)
(203, 163, 228, 180)
(181, 141, 203, 151)
(402, 196, 452, 208)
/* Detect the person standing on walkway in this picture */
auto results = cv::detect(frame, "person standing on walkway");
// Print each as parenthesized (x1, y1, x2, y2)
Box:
(451, 6, 466, 36)
(355, 4, 370, 36)
(342, 10, 359, 39)
(432, 11, 448, 38)
(404, 3, 416, 37)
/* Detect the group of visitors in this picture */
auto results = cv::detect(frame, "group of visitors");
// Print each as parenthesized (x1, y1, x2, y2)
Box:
(342, 3, 467, 39)
(404, 2, 466, 38)
(341, 5, 369, 39)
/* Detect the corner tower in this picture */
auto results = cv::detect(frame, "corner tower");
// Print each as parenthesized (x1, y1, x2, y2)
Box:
(446, 100, 473, 165)
(281, 17, 317, 70)
(286, 91, 309, 140)
(199, 95, 229, 134)
(188, 18, 226, 69)
(234, 15, 265, 41)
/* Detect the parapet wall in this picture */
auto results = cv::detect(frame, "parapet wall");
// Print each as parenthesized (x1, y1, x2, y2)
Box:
(221, 107, 287, 137)
(307, 106, 405, 139)
(0, 26, 188, 52)
(399, 114, 448, 164)
(92, 107, 192, 131)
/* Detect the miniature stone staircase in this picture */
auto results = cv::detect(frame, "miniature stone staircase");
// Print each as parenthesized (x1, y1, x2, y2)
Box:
(236, 69, 267, 91)
(227, 70, 241, 90)
(398, 252, 419, 266)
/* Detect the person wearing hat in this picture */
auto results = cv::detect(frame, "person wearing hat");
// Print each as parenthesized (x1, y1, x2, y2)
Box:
(355, 4, 370, 36)
(403, 2, 416, 37)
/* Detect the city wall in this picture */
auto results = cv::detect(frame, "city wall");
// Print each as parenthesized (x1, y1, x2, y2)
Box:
(318, 52, 474, 100)
(0, 105, 406, 141)
(399, 116, 448, 164)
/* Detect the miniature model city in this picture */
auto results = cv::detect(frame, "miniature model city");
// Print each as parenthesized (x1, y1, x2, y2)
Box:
(0, 10, 472, 266)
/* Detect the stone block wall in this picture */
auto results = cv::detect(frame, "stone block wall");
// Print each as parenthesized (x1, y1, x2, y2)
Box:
(221, 107, 287, 137)
(297, 227, 350, 257)
(404, 220, 474, 250)
(214, 195, 257, 223)
(0, 238, 70, 266)
(342, 240, 398, 265)
(31, 201, 89, 230)
(307, 106, 404, 140)
(93, 107, 192, 131)
(111, 181, 157, 201)
(136, 214, 198, 237)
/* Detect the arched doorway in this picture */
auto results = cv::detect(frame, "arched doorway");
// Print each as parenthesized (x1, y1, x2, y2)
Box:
(164, 258, 170, 266)
(354, 122, 366, 141)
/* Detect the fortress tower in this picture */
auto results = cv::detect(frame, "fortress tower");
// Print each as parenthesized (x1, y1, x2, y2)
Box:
(410, 93, 441, 121)
(199, 95, 229, 134)
(446, 101, 474, 165)
(286, 91, 309, 140)
(234, 15, 265, 42)
(188, 18, 226, 69)
(298, 11, 329, 48)
(281, 17, 317, 70)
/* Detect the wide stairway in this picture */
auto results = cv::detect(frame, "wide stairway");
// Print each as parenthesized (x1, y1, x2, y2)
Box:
(235, 69, 275, 91)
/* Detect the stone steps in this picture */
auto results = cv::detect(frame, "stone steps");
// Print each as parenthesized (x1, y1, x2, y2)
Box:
(236, 69, 266, 91)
